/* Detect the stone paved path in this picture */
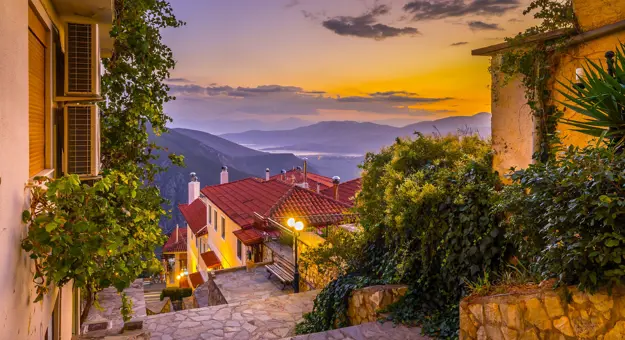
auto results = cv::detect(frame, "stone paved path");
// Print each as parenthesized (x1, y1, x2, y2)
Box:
(282, 321, 428, 340)
(145, 290, 318, 340)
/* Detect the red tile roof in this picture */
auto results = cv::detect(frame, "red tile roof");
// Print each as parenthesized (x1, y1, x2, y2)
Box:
(199, 177, 353, 232)
(233, 228, 265, 246)
(270, 169, 334, 190)
(162, 228, 187, 253)
(201, 178, 291, 228)
(179, 199, 207, 235)
(188, 272, 204, 288)
(200, 251, 222, 269)
(320, 178, 362, 206)
(269, 186, 351, 226)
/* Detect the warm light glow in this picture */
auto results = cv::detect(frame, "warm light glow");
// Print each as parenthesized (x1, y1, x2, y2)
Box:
(294, 221, 304, 231)
(176, 275, 181, 280)
(287, 218, 296, 227)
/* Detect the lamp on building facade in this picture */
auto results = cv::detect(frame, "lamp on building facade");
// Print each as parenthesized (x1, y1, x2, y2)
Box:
(287, 217, 304, 293)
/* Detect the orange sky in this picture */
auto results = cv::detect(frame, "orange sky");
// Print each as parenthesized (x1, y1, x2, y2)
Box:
(161, 0, 539, 133)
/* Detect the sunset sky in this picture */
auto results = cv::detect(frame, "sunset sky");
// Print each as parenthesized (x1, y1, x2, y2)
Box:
(162, 0, 538, 133)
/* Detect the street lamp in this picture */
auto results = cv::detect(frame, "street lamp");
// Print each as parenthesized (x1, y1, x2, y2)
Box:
(287, 218, 304, 293)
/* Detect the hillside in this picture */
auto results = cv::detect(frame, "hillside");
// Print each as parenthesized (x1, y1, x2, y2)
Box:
(151, 129, 312, 233)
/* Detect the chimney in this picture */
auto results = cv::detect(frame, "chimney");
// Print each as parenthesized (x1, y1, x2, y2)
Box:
(188, 172, 200, 203)
(316, 183, 320, 193)
(220, 166, 229, 184)
(281, 169, 287, 181)
(175, 224, 179, 243)
(303, 157, 308, 189)
(332, 176, 341, 201)
(265, 168, 270, 181)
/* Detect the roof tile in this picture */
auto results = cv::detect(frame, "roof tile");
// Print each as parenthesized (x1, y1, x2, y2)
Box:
(320, 178, 362, 206)
(179, 199, 207, 235)
(163, 228, 187, 253)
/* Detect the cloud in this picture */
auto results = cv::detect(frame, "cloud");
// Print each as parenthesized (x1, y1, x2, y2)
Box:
(450, 41, 469, 46)
(337, 93, 452, 104)
(468, 21, 503, 31)
(508, 18, 522, 22)
(167, 83, 453, 118)
(321, 4, 420, 40)
(284, 0, 299, 9)
(403, 0, 520, 21)
(165, 77, 192, 83)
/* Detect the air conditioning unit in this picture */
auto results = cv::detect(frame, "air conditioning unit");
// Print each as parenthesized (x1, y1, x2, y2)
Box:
(63, 103, 100, 178)
(64, 21, 100, 98)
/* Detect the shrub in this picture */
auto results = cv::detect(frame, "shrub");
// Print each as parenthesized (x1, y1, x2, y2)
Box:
(297, 134, 506, 338)
(160, 287, 192, 301)
(499, 145, 625, 292)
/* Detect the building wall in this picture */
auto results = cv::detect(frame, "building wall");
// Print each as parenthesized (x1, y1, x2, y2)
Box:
(490, 6, 625, 177)
(204, 199, 244, 269)
(0, 1, 73, 338)
(187, 230, 199, 274)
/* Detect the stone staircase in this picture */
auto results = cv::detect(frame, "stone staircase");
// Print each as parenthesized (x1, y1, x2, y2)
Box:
(281, 321, 428, 340)
(145, 290, 318, 339)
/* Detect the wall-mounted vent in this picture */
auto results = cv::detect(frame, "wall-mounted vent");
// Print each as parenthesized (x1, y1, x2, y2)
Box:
(65, 22, 99, 97)
(64, 104, 99, 177)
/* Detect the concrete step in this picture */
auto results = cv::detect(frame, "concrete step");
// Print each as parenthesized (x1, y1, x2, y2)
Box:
(281, 321, 428, 340)
(145, 290, 318, 339)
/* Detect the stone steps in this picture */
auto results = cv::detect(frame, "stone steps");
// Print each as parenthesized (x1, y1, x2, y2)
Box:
(281, 321, 428, 340)
(145, 290, 318, 339)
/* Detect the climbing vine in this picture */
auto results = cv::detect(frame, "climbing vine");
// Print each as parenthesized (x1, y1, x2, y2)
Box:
(495, 0, 577, 162)
(21, 0, 184, 324)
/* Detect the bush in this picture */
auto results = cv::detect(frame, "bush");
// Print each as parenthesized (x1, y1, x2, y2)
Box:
(160, 287, 192, 301)
(499, 145, 625, 292)
(297, 134, 506, 338)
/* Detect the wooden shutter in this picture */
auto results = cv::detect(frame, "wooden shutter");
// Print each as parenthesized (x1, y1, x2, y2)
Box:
(28, 6, 47, 177)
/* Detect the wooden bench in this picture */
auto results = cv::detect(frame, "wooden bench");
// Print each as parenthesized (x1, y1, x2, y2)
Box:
(266, 254, 295, 290)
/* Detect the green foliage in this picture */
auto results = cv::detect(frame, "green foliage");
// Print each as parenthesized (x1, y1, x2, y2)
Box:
(120, 293, 134, 322)
(297, 134, 505, 338)
(300, 227, 364, 278)
(160, 287, 193, 302)
(21, 173, 166, 303)
(295, 275, 379, 334)
(463, 272, 493, 297)
(498, 145, 625, 292)
(21, 0, 184, 324)
(100, 0, 185, 178)
(559, 42, 625, 143)
(521, 0, 576, 35)
(278, 232, 294, 247)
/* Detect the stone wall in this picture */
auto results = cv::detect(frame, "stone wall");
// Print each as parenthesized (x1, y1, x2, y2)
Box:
(460, 286, 625, 340)
(298, 235, 336, 292)
(194, 273, 228, 307)
(347, 285, 408, 326)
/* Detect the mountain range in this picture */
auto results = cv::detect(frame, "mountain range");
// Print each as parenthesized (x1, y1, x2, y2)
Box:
(152, 112, 491, 233)
(221, 112, 491, 155)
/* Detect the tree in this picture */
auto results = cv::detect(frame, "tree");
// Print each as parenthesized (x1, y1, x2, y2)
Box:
(22, 0, 184, 323)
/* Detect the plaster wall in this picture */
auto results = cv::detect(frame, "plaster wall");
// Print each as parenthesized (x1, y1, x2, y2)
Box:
(204, 199, 244, 269)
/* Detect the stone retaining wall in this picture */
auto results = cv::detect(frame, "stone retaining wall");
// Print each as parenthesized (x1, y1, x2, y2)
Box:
(347, 285, 408, 325)
(460, 286, 625, 339)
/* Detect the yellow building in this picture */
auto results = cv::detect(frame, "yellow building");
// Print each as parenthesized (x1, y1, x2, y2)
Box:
(473, 0, 625, 177)
(0, 0, 112, 338)
(162, 226, 188, 288)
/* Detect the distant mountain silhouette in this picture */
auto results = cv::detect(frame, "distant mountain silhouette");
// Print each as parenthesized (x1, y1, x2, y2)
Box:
(151, 129, 311, 234)
(221, 113, 491, 155)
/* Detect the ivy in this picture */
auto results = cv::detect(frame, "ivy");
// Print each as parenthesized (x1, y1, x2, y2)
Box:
(296, 134, 505, 338)
(21, 0, 184, 324)
(495, 0, 577, 161)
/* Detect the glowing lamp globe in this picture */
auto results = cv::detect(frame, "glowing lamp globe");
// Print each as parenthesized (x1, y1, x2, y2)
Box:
(287, 218, 296, 227)
(294, 221, 304, 231)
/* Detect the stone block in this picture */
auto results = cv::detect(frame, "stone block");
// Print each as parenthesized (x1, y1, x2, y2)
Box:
(572, 291, 588, 305)
(525, 298, 551, 330)
(553, 316, 574, 337)
(485, 325, 503, 339)
(469, 304, 484, 325)
(605, 321, 625, 340)
(485, 303, 502, 325)
(123, 319, 144, 331)
(544, 295, 564, 318)
(500, 304, 523, 330)
(501, 327, 518, 340)
(589, 292, 614, 312)
(519, 329, 539, 340)
(460, 306, 478, 337)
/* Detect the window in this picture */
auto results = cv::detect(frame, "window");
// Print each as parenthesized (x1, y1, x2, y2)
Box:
(214, 210, 218, 231)
(196, 236, 199, 251)
(208, 205, 212, 225)
(221, 216, 226, 239)
(28, 5, 48, 177)
(237, 239, 242, 260)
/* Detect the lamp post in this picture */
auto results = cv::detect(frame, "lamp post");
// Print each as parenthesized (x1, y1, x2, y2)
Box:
(288, 217, 304, 293)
